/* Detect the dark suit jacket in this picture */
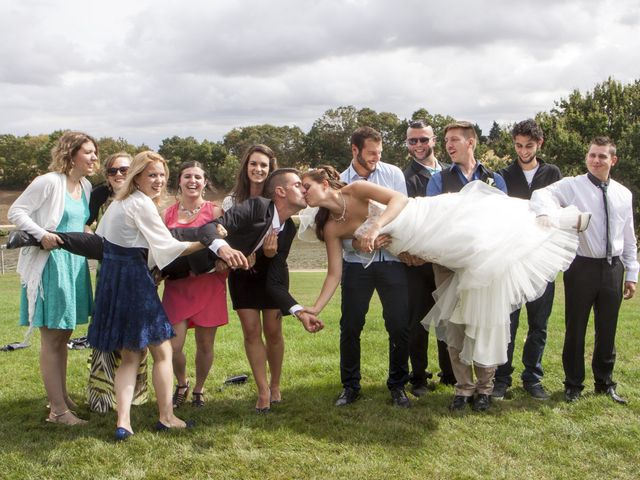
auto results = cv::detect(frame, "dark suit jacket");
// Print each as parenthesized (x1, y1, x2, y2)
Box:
(165, 197, 299, 314)
(498, 158, 561, 200)
(403, 159, 449, 198)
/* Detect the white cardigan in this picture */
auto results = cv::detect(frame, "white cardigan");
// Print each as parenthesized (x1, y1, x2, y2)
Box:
(8, 172, 92, 325)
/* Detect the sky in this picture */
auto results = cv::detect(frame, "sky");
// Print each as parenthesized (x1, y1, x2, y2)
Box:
(1, 0, 639, 149)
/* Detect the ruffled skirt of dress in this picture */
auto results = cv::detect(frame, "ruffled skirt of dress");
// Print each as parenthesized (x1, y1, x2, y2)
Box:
(88, 240, 174, 352)
(379, 181, 580, 366)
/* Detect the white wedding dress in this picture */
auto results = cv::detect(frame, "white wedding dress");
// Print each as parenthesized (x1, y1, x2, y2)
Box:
(358, 181, 581, 367)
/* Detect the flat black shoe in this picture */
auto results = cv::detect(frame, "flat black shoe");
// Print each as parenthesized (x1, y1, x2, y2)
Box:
(595, 386, 627, 405)
(6, 230, 40, 249)
(390, 388, 411, 408)
(472, 394, 491, 412)
(156, 419, 196, 431)
(449, 395, 473, 411)
(335, 387, 360, 407)
(255, 407, 270, 414)
(565, 387, 581, 403)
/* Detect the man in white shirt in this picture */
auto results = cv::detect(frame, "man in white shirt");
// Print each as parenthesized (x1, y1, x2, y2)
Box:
(531, 136, 638, 404)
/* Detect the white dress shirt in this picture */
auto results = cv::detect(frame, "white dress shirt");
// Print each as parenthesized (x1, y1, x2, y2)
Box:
(530, 174, 638, 282)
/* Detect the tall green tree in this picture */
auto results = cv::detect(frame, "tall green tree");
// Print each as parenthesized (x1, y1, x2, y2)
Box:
(223, 124, 305, 168)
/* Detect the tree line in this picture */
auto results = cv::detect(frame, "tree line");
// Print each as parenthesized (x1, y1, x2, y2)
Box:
(1, 77, 638, 225)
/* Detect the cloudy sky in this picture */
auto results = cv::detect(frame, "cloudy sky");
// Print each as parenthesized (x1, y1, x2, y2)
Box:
(1, 0, 639, 148)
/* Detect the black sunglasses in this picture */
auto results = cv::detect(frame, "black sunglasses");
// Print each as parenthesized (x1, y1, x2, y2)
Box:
(106, 166, 129, 176)
(407, 137, 433, 145)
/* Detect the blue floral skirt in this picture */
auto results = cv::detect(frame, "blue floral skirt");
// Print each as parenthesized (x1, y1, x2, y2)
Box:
(88, 240, 174, 351)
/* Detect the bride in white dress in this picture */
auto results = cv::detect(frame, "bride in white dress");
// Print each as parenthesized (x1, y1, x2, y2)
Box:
(300, 166, 588, 367)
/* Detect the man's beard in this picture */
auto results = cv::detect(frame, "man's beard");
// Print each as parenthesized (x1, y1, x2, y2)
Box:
(356, 152, 376, 173)
(411, 145, 432, 161)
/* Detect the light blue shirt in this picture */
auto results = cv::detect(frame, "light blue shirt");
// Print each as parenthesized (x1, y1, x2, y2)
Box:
(340, 161, 407, 264)
(427, 162, 507, 196)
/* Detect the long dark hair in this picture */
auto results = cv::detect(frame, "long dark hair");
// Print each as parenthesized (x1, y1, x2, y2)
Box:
(175, 160, 214, 195)
(301, 165, 346, 242)
(229, 144, 278, 203)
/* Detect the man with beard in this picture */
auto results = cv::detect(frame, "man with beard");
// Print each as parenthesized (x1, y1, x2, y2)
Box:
(492, 119, 562, 401)
(401, 120, 455, 397)
(335, 126, 412, 408)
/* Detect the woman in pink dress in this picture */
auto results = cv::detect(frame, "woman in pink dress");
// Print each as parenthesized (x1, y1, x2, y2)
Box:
(161, 161, 229, 408)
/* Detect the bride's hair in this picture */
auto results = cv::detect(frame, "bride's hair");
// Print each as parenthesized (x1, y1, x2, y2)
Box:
(302, 165, 346, 241)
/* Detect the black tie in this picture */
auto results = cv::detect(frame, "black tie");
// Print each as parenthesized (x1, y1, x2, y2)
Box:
(598, 182, 613, 265)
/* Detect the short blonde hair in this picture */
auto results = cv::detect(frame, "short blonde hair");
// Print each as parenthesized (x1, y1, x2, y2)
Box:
(117, 151, 169, 206)
(49, 131, 99, 175)
(443, 121, 478, 148)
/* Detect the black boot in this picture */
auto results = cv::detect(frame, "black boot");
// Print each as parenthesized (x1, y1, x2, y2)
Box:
(6, 230, 40, 249)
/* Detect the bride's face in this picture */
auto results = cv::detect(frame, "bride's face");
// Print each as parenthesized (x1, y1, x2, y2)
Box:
(301, 177, 325, 207)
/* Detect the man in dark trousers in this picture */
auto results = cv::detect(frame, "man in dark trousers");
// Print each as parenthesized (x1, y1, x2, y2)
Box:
(401, 120, 455, 397)
(492, 119, 562, 401)
(531, 136, 638, 404)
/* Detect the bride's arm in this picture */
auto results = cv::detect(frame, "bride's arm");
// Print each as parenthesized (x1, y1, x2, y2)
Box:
(346, 181, 408, 252)
(311, 229, 344, 314)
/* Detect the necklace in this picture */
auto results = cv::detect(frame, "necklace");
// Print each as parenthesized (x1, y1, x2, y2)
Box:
(179, 202, 203, 217)
(330, 191, 347, 223)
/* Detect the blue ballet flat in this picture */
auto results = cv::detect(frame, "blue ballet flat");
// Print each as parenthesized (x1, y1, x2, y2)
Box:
(115, 427, 133, 442)
(155, 420, 196, 431)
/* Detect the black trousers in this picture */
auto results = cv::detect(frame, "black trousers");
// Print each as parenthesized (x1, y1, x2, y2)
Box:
(563, 256, 624, 391)
(49, 229, 216, 279)
(494, 281, 555, 387)
(406, 263, 454, 386)
(339, 261, 410, 391)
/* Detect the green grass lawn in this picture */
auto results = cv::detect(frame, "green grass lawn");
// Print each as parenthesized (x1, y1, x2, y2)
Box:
(0, 272, 638, 480)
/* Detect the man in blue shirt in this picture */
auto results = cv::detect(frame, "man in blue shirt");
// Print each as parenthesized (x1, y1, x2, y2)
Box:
(335, 126, 412, 408)
(427, 121, 507, 413)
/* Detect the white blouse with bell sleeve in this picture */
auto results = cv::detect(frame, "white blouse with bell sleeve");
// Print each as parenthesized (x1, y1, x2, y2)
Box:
(96, 190, 187, 269)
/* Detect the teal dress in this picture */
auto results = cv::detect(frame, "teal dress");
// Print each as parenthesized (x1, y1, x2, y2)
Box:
(19, 192, 93, 329)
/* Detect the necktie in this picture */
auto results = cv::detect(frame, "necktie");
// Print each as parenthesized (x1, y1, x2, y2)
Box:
(598, 182, 612, 264)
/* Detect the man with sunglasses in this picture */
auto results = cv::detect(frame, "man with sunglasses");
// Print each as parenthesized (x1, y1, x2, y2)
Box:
(401, 120, 455, 398)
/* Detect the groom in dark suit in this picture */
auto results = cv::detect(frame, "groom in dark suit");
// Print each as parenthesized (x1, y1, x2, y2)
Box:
(9, 169, 322, 332)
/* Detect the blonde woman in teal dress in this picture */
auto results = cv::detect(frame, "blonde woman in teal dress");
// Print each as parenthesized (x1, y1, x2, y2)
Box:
(9, 131, 98, 426)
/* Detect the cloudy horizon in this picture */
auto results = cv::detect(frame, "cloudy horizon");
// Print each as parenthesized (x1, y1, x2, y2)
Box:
(1, 0, 639, 149)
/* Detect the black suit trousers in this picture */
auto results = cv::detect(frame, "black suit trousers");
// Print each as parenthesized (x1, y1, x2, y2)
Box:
(339, 261, 410, 391)
(563, 256, 624, 391)
(406, 263, 454, 386)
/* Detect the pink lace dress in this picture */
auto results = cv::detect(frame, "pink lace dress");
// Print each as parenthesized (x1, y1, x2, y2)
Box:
(161, 201, 229, 328)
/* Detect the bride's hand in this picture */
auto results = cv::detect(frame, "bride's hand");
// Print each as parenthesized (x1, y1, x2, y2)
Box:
(359, 225, 381, 252)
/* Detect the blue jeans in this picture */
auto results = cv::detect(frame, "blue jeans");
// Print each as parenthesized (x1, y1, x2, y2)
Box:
(494, 281, 555, 387)
(339, 261, 410, 391)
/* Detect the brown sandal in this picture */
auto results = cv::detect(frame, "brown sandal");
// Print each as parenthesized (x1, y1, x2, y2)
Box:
(45, 409, 88, 426)
(191, 391, 205, 407)
(172, 382, 190, 408)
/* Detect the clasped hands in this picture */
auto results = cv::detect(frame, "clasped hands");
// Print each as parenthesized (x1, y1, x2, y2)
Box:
(295, 307, 324, 333)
